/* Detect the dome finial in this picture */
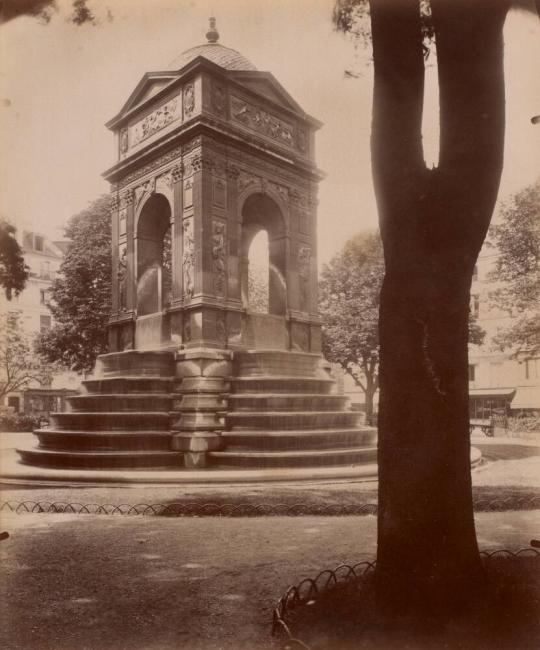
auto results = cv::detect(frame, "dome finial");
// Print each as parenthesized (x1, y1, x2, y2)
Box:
(206, 17, 219, 43)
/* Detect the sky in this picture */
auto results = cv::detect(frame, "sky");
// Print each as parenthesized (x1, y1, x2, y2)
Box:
(0, 0, 539, 266)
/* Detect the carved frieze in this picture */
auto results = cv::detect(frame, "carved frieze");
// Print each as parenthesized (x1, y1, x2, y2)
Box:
(117, 146, 182, 188)
(183, 83, 195, 117)
(130, 95, 181, 147)
(230, 95, 294, 148)
(182, 217, 195, 300)
(212, 220, 227, 298)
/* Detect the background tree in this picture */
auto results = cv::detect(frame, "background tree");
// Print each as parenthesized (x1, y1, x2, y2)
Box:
(319, 231, 383, 422)
(37, 195, 112, 374)
(0, 219, 29, 300)
(334, 0, 516, 623)
(320, 230, 485, 424)
(0, 312, 53, 402)
(487, 180, 540, 356)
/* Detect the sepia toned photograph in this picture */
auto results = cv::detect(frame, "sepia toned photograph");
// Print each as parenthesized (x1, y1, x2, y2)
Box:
(0, 1, 539, 648)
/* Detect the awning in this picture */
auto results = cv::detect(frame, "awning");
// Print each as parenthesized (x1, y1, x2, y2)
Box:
(511, 386, 540, 410)
(469, 388, 516, 398)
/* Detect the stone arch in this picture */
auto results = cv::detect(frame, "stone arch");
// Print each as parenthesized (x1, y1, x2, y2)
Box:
(240, 192, 287, 316)
(135, 193, 172, 316)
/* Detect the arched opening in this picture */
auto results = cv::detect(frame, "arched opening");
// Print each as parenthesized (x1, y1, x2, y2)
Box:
(247, 230, 269, 313)
(136, 194, 172, 316)
(241, 193, 286, 316)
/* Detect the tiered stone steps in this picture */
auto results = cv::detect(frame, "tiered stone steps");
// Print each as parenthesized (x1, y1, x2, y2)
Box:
(16, 349, 378, 473)
(17, 351, 183, 470)
(209, 350, 377, 469)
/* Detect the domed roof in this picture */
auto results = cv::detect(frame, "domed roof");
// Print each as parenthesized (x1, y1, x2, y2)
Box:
(168, 18, 257, 72)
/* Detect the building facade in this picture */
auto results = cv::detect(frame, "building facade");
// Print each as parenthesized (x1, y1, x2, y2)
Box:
(0, 229, 79, 415)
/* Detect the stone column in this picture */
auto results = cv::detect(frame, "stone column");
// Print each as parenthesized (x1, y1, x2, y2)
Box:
(170, 348, 232, 468)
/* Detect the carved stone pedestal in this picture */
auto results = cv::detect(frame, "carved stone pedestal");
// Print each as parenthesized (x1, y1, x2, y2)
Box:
(171, 348, 231, 468)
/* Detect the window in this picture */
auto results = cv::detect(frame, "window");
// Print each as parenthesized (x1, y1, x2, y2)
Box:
(40, 314, 51, 333)
(40, 289, 47, 305)
(468, 364, 476, 382)
(472, 265, 478, 281)
(524, 359, 538, 381)
(40, 261, 51, 279)
(34, 235, 44, 252)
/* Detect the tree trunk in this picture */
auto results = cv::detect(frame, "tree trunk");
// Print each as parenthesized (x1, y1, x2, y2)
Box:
(370, 0, 508, 622)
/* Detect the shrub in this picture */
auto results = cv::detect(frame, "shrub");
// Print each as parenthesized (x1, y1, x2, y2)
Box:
(0, 413, 42, 432)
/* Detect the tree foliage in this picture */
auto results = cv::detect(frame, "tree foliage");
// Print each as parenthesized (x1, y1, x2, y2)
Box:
(0, 219, 29, 300)
(487, 180, 540, 355)
(0, 0, 102, 25)
(319, 231, 383, 418)
(0, 312, 53, 401)
(37, 195, 112, 373)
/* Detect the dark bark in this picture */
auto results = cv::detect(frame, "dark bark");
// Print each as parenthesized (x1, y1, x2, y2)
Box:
(370, 0, 508, 622)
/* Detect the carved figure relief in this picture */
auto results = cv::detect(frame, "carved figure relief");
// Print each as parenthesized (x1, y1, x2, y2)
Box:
(131, 97, 180, 146)
(216, 313, 227, 345)
(134, 177, 156, 208)
(183, 317, 192, 343)
(117, 245, 128, 311)
(298, 245, 311, 312)
(120, 128, 129, 154)
(183, 83, 195, 117)
(182, 218, 195, 300)
(237, 171, 261, 194)
(230, 95, 294, 147)
(212, 220, 227, 298)
(184, 179, 193, 208)
(297, 127, 308, 153)
(213, 179, 226, 207)
(118, 208, 127, 236)
(268, 181, 289, 204)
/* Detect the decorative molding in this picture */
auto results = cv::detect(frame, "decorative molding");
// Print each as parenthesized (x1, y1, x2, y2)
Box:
(118, 209, 127, 236)
(182, 217, 195, 300)
(183, 83, 195, 118)
(131, 96, 181, 147)
(212, 220, 227, 298)
(230, 95, 294, 148)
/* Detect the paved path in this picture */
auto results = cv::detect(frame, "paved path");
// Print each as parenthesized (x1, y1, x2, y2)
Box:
(1, 510, 539, 650)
